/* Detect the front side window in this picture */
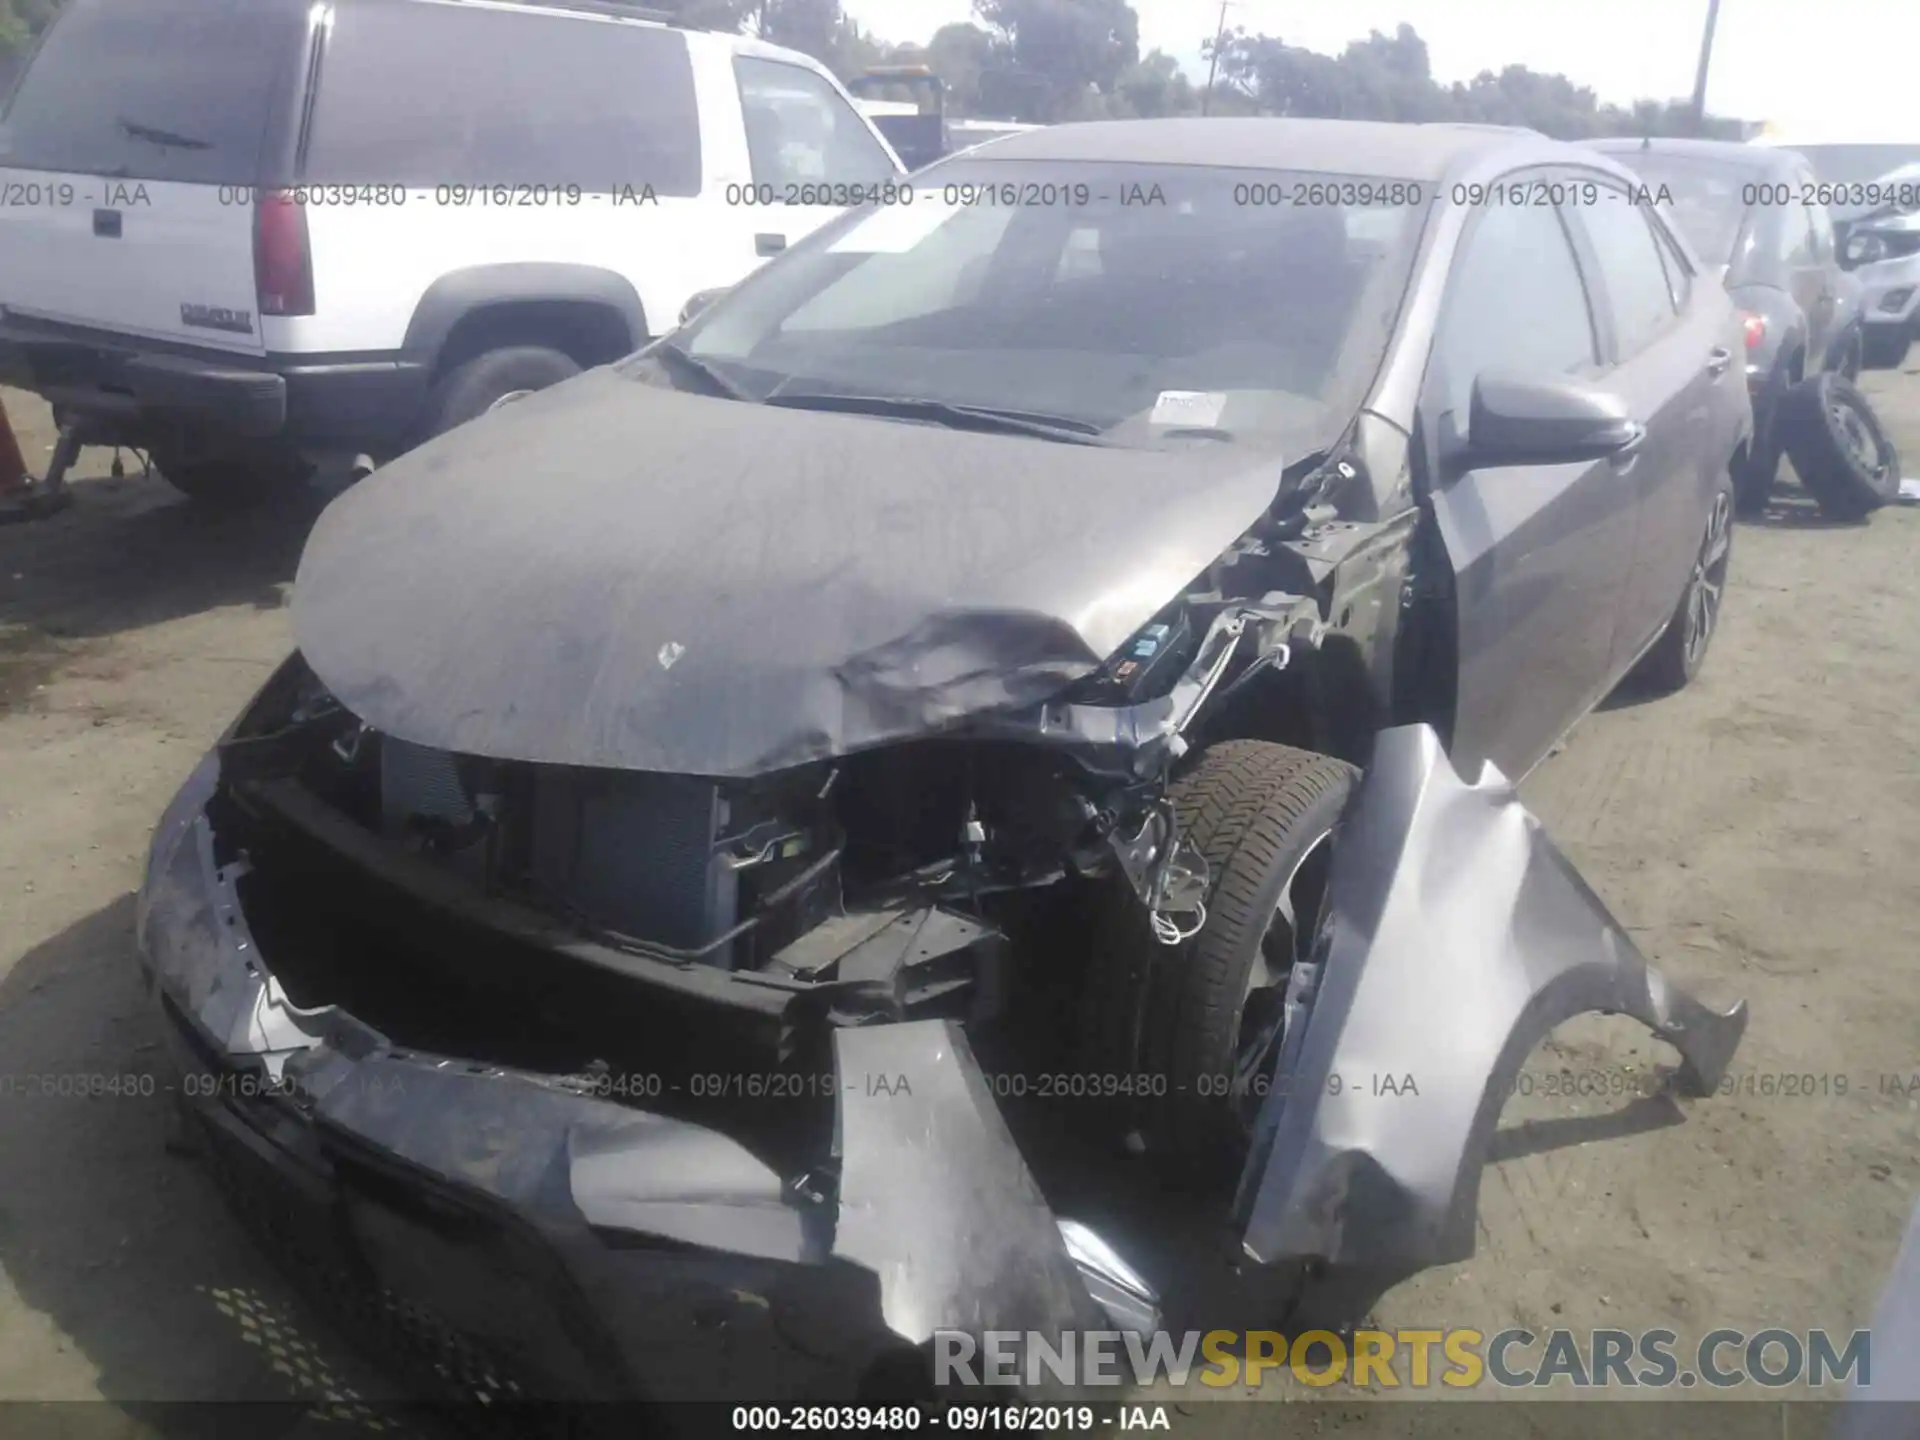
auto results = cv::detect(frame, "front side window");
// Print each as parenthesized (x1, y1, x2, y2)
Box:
(1433, 195, 1598, 430)
(303, 1, 701, 193)
(1649, 214, 1693, 309)
(735, 58, 897, 189)
(1578, 190, 1682, 360)
(656, 159, 1431, 455)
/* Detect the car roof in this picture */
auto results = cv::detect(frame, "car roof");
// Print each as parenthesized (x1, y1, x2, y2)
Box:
(967, 117, 1581, 180)
(1589, 136, 1798, 173)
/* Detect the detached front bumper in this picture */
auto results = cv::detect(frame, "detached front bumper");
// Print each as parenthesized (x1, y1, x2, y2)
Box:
(136, 725, 1750, 1401)
(136, 756, 1130, 1404)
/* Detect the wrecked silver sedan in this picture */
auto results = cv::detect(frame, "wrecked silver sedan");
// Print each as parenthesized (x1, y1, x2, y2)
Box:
(137, 118, 1751, 1405)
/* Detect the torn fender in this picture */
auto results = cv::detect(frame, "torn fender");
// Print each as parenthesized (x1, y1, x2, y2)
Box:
(1237, 723, 1748, 1268)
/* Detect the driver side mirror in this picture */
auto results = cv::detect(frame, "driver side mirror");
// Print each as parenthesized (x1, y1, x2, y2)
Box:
(1447, 371, 1645, 472)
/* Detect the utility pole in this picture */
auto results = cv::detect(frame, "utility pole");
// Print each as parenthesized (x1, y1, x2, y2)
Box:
(1201, 0, 1232, 117)
(1689, 0, 1721, 133)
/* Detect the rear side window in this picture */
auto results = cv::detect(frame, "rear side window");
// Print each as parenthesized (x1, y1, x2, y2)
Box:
(303, 0, 701, 195)
(1649, 215, 1692, 309)
(1434, 196, 1599, 429)
(735, 57, 898, 189)
(1579, 190, 1682, 359)
(0, 0, 303, 183)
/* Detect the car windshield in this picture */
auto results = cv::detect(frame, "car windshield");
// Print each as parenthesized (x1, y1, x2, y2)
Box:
(650, 158, 1431, 453)
(1609, 153, 1750, 264)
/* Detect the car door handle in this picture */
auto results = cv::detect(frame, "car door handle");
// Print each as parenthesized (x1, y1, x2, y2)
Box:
(755, 233, 787, 257)
(1705, 346, 1733, 378)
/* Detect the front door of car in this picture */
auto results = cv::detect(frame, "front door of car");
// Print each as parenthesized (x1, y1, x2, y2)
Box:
(1420, 184, 1639, 781)
(1560, 176, 1713, 667)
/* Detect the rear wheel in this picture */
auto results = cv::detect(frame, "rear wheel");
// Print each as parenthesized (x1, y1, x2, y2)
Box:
(423, 346, 581, 439)
(1081, 741, 1359, 1168)
(151, 442, 310, 508)
(1632, 476, 1733, 695)
(1780, 372, 1901, 521)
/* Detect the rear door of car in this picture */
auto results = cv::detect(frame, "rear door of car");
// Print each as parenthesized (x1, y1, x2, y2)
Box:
(0, 0, 309, 354)
(1561, 173, 1725, 669)
(1421, 171, 1636, 781)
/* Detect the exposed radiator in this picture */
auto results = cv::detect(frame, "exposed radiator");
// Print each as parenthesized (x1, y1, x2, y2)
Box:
(530, 770, 739, 956)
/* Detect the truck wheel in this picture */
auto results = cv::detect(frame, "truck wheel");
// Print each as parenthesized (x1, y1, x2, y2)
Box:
(151, 444, 310, 508)
(1081, 741, 1359, 1169)
(424, 346, 580, 439)
(1780, 372, 1902, 521)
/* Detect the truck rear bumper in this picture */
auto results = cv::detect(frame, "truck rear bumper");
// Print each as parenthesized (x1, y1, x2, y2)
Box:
(0, 311, 426, 448)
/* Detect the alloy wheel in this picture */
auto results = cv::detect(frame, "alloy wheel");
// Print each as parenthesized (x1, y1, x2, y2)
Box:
(1830, 397, 1889, 482)
(1683, 490, 1733, 669)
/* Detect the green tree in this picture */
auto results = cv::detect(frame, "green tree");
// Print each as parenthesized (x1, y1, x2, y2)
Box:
(1112, 49, 1195, 119)
(925, 22, 1002, 116)
(972, 0, 1139, 121)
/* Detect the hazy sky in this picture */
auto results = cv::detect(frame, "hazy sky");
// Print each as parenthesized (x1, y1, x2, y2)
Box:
(838, 0, 1920, 142)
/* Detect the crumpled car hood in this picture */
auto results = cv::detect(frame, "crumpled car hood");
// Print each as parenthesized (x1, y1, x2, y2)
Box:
(293, 367, 1287, 777)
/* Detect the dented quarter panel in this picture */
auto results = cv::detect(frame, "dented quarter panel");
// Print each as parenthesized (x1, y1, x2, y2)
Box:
(1237, 723, 1748, 1268)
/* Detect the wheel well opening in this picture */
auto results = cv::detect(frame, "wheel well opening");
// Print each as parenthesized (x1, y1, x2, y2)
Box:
(434, 301, 638, 379)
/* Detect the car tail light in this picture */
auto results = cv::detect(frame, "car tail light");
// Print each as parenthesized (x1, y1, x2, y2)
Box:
(1741, 312, 1767, 351)
(254, 189, 314, 317)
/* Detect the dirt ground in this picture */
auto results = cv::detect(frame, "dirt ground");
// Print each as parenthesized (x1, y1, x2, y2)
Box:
(1, 369, 1917, 1438)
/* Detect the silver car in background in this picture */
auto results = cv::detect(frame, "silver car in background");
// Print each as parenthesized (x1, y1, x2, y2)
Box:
(1778, 143, 1920, 370)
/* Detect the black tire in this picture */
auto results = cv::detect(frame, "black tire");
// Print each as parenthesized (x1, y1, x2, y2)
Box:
(423, 346, 580, 439)
(1632, 473, 1734, 695)
(1779, 372, 1902, 521)
(150, 443, 310, 508)
(1861, 325, 1912, 372)
(1080, 740, 1359, 1167)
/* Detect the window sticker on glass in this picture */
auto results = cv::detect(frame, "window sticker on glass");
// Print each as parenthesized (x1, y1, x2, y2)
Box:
(1150, 390, 1229, 427)
(827, 193, 961, 253)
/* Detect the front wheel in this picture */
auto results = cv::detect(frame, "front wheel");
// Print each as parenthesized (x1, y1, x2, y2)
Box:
(1081, 741, 1359, 1168)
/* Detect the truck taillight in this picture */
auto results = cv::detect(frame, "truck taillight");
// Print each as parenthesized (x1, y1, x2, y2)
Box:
(1741, 312, 1767, 351)
(254, 189, 314, 317)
